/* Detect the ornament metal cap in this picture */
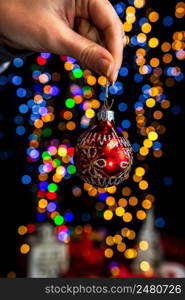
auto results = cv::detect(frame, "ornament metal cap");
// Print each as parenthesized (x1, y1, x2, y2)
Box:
(97, 109, 114, 122)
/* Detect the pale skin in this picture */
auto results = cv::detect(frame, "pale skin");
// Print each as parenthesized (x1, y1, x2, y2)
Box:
(0, 0, 126, 83)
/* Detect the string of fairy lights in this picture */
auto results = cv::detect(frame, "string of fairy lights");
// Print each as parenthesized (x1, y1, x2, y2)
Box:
(1, 0, 183, 276)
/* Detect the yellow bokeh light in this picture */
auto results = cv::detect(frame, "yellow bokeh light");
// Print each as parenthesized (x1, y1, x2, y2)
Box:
(64, 61, 73, 71)
(140, 261, 150, 271)
(175, 2, 185, 18)
(128, 230, 136, 240)
(66, 121, 76, 130)
(143, 139, 153, 148)
(133, 174, 142, 182)
(20, 243, 30, 254)
(148, 131, 158, 141)
(148, 11, 159, 22)
(106, 196, 115, 206)
(142, 199, 152, 209)
(113, 234, 122, 244)
(123, 22, 132, 32)
(59, 163, 69, 175)
(106, 186, 117, 194)
(148, 38, 159, 48)
(139, 180, 148, 190)
(139, 240, 149, 251)
(74, 95, 83, 104)
(115, 207, 125, 217)
(141, 23, 151, 33)
(161, 42, 171, 52)
(136, 48, 146, 56)
(58, 146, 67, 157)
(134, 0, 145, 9)
(150, 86, 162, 97)
(123, 212, 133, 222)
(63, 111, 72, 120)
(135, 167, 145, 176)
(34, 119, 43, 128)
(163, 53, 173, 64)
(150, 58, 160, 68)
(118, 198, 128, 207)
(38, 198, 48, 209)
(173, 31, 184, 41)
(53, 174, 62, 183)
(98, 76, 107, 86)
(104, 210, 113, 220)
(124, 248, 137, 259)
(84, 183, 93, 191)
(139, 146, 149, 156)
(121, 227, 130, 237)
(117, 242, 126, 252)
(153, 110, 163, 120)
(106, 236, 114, 246)
(146, 97, 156, 108)
(136, 209, 147, 220)
(87, 75, 96, 86)
(161, 100, 170, 109)
(104, 248, 113, 258)
(129, 196, 138, 206)
(126, 6, 136, 14)
(91, 99, 100, 109)
(18, 225, 27, 235)
(85, 108, 95, 119)
(137, 33, 147, 43)
(88, 188, 98, 197)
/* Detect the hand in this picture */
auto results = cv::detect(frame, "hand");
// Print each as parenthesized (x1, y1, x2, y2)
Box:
(0, 0, 126, 83)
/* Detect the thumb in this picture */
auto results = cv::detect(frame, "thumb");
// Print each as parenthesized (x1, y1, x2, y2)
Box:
(57, 25, 115, 82)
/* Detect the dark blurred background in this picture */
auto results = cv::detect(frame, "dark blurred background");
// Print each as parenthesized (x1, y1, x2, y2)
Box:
(0, 0, 184, 277)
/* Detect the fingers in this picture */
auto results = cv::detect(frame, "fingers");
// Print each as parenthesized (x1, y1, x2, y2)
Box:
(55, 22, 114, 81)
(88, 0, 125, 83)
(77, 18, 104, 47)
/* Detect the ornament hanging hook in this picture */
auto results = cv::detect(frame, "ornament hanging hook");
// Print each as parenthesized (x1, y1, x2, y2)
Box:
(103, 80, 114, 110)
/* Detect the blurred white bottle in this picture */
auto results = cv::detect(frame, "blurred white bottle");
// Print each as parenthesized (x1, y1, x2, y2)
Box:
(28, 223, 69, 278)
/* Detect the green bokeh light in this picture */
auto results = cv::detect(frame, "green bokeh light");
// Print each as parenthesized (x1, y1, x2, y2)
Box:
(48, 183, 58, 192)
(67, 165, 76, 174)
(72, 68, 83, 79)
(53, 159, 61, 167)
(42, 151, 51, 160)
(65, 98, 75, 108)
(54, 215, 64, 225)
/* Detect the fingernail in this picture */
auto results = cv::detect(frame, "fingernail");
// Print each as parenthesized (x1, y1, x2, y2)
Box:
(96, 58, 111, 76)
(112, 71, 118, 86)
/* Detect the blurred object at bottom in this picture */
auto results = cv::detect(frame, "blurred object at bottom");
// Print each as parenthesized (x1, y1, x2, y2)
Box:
(131, 209, 163, 276)
(28, 223, 69, 278)
(157, 262, 185, 278)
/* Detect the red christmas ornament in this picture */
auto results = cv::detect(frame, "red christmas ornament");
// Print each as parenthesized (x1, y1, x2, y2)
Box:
(75, 108, 133, 187)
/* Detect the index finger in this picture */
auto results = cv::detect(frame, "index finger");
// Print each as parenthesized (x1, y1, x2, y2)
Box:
(88, 0, 125, 83)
